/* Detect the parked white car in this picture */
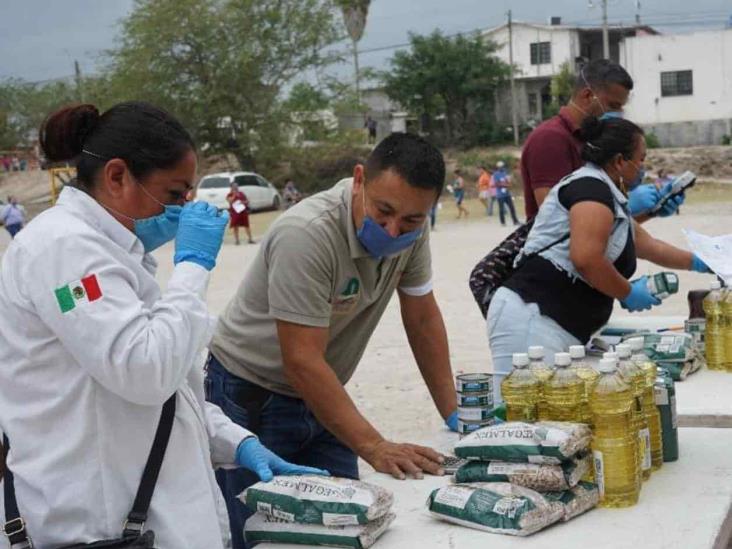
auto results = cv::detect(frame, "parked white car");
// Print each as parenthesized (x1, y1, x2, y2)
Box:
(196, 171, 282, 211)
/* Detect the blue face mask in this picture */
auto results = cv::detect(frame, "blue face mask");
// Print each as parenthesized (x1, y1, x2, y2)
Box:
(134, 204, 182, 252)
(600, 111, 624, 121)
(356, 191, 423, 258)
(628, 168, 646, 190)
(102, 180, 183, 253)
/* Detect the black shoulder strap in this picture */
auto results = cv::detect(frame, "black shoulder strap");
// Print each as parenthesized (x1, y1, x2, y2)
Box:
(3, 393, 177, 544)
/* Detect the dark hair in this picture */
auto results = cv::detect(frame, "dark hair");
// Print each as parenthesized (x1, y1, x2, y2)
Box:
(575, 59, 634, 93)
(580, 117, 644, 166)
(364, 133, 445, 194)
(39, 101, 195, 189)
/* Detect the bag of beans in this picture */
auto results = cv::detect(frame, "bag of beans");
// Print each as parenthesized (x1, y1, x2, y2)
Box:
(240, 476, 393, 526)
(454, 422, 591, 464)
(454, 452, 591, 491)
(426, 482, 564, 536)
(542, 482, 600, 521)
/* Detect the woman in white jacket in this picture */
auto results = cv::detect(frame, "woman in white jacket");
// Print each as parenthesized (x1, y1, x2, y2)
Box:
(0, 102, 325, 548)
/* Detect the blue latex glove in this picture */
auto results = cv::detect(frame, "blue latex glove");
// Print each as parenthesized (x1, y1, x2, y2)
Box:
(445, 411, 459, 432)
(691, 254, 713, 273)
(627, 184, 660, 216)
(173, 201, 229, 270)
(620, 276, 662, 312)
(236, 437, 330, 482)
(656, 182, 685, 217)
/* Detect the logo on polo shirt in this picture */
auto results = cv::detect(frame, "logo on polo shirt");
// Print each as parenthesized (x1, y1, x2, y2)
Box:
(332, 277, 360, 315)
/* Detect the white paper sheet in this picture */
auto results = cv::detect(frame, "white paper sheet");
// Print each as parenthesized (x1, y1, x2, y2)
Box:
(683, 229, 732, 285)
(232, 200, 246, 213)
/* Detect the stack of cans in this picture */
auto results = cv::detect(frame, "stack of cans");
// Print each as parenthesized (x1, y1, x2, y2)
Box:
(455, 373, 496, 437)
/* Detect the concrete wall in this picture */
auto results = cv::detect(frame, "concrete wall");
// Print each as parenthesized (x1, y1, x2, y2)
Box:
(621, 29, 732, 136)
(643, 118, 732, 148)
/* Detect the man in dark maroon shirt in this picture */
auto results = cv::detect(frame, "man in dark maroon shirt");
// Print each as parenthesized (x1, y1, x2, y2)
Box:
(521, 59, 633, 219)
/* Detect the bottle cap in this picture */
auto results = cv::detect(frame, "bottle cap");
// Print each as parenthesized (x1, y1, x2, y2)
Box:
(616, 344, 632, 359)
(554, 352, 571, 367)
(512, 353, 530, 368)
(528, 346, 545, 359)
(598, 358, 617, 373)
(628, 337, 644, 352)
(603, 351, 618, 360)
(711, 281, 722, 290)
(569, 345, 586, 359)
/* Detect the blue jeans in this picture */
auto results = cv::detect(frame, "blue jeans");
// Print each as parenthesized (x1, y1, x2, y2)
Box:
(487, 287, 581, 403)
(205, 354, 359, 549)
(5, 223, 22, 238)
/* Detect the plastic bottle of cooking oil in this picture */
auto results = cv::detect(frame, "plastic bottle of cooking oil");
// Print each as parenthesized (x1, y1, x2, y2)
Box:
(569, 345, 600, 426)
(501, 353, 541, 422)
(590, 357, 640, 508)
(615, 344, 651, 481)
(628, 337, 663, 471)
(540, 352, 585, 422)
(722, 288, 732, 371)
(704, 281, 726, 370)
(528, 346, 553, 381)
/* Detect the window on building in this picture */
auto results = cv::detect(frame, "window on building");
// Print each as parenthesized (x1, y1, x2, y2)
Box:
(528, 93, 538, 117)
(660, 71, 693, 97)
(530, 42, 551, 65)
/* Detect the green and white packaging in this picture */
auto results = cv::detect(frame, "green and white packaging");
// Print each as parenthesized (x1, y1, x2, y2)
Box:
(454, 452, 591, 491)
(541, 482, 600, 522)
(427, 482, 564, 536)
(634, 333, 703, 380)
(454, 422, 592, 464)
(646, 272, 680, 300)
(244, 512, 396, 548)
(240, 476, 393, 526)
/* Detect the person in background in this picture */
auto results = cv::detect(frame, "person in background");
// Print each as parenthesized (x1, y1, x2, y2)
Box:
(654, 168, 673, 190)
(0, 101, 323, 549)
(364, 116, 377, 144)
(453, 168, 469, 219)
(493, 161, 520, 227)
(227, 182, 254, 245)
(283, 178, 302, 208)
(520, 59, 683, 222)
(487, 117, 711, 399)
(477, 166, 494, 216)
(1, 195, 25, 238)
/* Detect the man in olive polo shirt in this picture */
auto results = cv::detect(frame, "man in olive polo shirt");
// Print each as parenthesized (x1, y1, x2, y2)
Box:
(207, 133, 458, 549)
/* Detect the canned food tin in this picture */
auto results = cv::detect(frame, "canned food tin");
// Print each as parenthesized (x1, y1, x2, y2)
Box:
(457, 392, 493, 407)
(455, 373, 492, 394)
(684, 318, 706, 346)
(457, 418, 496, 435)
(457, 406, 495, 422)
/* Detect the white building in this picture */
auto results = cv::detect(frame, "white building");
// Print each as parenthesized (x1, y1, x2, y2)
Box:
(484, 19, 732, 146)
(621, 29, 732, 146)
(483, 19, 657, 128)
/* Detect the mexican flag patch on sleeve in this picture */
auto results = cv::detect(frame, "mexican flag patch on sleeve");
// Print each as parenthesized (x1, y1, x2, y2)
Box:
(54, 274, 103, 313)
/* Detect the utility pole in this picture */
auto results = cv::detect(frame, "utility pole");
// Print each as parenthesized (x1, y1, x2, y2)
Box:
(601, 0, 610, 59)
(74, 60, 84, 103)
(352, 39, 361, 104)
(635, 0, 641, 25)
(507, 10, 519, 146)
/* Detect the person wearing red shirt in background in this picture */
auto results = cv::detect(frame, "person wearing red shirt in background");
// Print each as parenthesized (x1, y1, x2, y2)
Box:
(226, 182, 254, 245)
(520, 59, 683, 223)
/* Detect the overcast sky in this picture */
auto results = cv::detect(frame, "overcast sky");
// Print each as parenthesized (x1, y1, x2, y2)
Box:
(0, 0, 730, 83)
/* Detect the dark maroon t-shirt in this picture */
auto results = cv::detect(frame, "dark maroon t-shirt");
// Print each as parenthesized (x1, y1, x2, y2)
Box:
(520, 106, 584, 219)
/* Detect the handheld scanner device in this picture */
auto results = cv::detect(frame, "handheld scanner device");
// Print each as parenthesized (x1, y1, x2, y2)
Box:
(650, 170, 696, 216)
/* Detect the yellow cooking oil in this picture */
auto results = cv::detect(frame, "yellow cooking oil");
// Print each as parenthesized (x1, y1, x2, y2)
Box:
(591, 357, 640, 508)
(615, 344, 651, 482)
(704, 281, 726, 370)
(569, 344, 600, 426)
(501, 353, 541, 422)
(722, 289, 732, 371)
(628, 337, 664, 471)
(539, 352, 585, 422)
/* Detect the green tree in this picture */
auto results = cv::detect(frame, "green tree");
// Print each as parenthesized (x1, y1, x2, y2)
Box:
(383, 31, 510, 146)
(106, 0, 341, 168)
(550, 61, 575, 112)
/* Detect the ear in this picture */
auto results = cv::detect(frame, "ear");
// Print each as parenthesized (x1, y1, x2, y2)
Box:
(102, 158, 130, 199)
(352, 164, 365, 193)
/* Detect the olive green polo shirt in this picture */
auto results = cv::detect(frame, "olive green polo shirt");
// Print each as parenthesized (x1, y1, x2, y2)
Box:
(210, 178, 433, 396)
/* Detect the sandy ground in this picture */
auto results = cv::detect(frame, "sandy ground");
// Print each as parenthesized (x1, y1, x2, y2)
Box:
(3, 194, 727, 450)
